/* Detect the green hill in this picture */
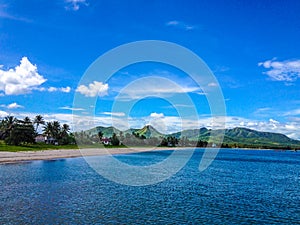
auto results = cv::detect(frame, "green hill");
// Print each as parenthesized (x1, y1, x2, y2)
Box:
(222, 127, 300, 148)
(172, 127, 300, 148)
(87, 125, 162, 139)
(131, 125, 163, 138)
(84, 125, 300, 149)
(171, 127, 210, 140)
(87, 126, 121, 137)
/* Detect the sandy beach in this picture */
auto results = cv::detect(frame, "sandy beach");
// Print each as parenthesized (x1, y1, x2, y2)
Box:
(0, 147, 183, 164)
(0, 147, 278, 164)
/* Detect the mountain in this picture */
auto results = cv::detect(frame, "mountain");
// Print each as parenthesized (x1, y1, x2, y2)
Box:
(171, 127, 300, 148)
(131, 125, 163, 138)
(86, 125, 162, 138)
(223, 127, 300, 148)
(83, 125, 300, 149)
(171, 127, 210, 140)
(86, 126, 121, 137)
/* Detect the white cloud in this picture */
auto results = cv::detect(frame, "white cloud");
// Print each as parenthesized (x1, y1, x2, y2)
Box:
(195, 91, 206, 95)
(147, 113, 178, 134)
(7, 102, 23, 109)
(61, 86, 71, 93)
(166, 20, 196, 30)
(48, 87, 57, 92)
(285, 124, 295, 130)
(101, 112, 126, 117)
(163, 104, 194, 109)
(48, 86, 71, 93)
(59, 106, 85, 111)
(284, 109, 300, 116)
(269, 118, 279, 124)
(150, 112, 164, 118)
(0, 4, 31, 22)
(65, 0, 88, 11)
(255, 107, 272, 112)
(117, 77, 199, 100)
(166, 20, 179, 26)
(208, 82, 218, 87)
(0, 57, 47, 95)
(0, 110, 8, 117)
(76, 81, 109, 97)
(0, 57, 70, 96)
(258, 58, 300, 82)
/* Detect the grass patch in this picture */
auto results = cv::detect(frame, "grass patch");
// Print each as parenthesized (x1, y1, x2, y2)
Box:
(0, 141, 78, 152)
(0, 141, 130, 152)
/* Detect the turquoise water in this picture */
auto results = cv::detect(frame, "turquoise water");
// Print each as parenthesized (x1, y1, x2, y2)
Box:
(0, 149, 299, 224)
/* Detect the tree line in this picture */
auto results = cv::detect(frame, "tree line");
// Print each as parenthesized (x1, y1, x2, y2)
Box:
(74, 130, 211, 147)
(0, 115, 74, 146)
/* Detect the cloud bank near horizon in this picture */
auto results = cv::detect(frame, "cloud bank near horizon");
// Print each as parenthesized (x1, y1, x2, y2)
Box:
(1, 111, 300, 140)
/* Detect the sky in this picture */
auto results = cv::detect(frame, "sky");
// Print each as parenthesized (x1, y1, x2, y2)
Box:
(1, 0, 300, 139)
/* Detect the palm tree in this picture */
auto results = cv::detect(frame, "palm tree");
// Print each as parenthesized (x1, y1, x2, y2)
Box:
(52, 121, 61, 139)
(2, 116, 35, 145)
(18, 117, 35, 144)
(98, 131, 103, 142)
(0, 116, 16, 139)
(43, 121, 62, 144)
(23, 116, 32, 124)
(43, 121, 53, 137)
(111, 133, 120, 146)
(61, 124, 70, 136)
(34, 115, 45, 133)
(4, 116, 16, 129)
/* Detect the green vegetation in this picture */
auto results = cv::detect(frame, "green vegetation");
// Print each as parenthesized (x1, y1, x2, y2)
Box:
(0, 115, 75, 150)
(0, 141, 77, 152)
(174, 127, 300, 150)
(1, 115, 300, 152)
(76, 125, 300, 150)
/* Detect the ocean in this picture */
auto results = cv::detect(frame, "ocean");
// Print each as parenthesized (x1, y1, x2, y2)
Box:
(0, 149, 299, 224)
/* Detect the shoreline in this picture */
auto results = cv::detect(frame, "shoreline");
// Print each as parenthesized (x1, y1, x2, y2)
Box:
(0, 147, 190, 164)
(0, 147, 292, 165)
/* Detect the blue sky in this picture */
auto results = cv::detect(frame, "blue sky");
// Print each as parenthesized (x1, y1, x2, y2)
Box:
(1, 0, 300, 139)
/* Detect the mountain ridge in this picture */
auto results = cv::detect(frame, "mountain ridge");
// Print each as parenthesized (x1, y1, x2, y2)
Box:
(84, 125, 300, 148)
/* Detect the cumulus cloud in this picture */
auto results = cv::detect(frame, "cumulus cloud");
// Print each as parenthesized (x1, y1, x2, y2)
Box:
(258, 58, 300, 82)
(7, 102, 23, 109)
(147, 112, 174, 134)
(166, 20, 196, 30)
(1, 102, 23, 109)
(0, 57, 47, 95)
(65, 0, 88, 11)
(76, 81, 109, 97)
(0, 57, 72, 95)
(150, 112, 164, 118)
